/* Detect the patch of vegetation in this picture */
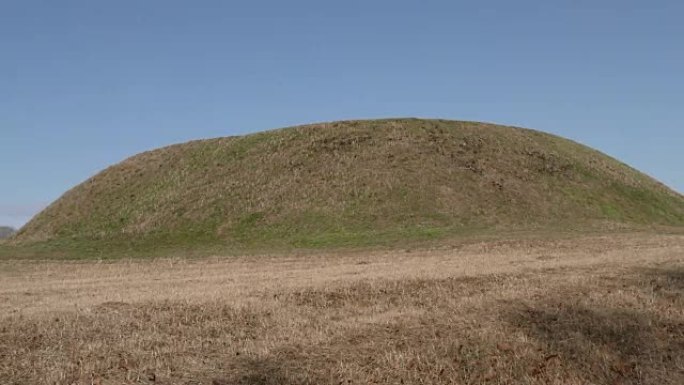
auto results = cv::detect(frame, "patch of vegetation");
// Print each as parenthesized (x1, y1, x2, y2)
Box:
(0, 226, 15, 239)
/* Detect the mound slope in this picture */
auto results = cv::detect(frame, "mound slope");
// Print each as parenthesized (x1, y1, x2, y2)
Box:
(13, 119, 684, 254)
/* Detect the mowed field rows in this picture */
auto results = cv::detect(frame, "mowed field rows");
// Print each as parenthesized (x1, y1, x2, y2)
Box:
(1, 233, 683, 385)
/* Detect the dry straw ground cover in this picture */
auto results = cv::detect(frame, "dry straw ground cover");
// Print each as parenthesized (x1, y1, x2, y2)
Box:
(1, 232, 683, 384)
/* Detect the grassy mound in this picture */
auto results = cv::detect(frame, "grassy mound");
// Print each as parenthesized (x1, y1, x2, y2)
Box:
(8, 118, 684, 257)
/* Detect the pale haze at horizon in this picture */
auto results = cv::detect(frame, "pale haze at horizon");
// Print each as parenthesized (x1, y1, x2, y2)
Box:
(1, 1, 682, 228)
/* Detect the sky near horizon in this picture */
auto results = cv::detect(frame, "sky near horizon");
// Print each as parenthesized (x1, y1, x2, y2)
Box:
(1, 1, 682, 228)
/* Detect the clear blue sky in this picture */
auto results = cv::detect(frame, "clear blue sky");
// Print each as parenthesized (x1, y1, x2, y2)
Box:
(1, 1, 682, 228)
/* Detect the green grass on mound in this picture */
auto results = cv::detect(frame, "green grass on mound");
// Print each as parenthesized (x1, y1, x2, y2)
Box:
(4, 118, 684, 259)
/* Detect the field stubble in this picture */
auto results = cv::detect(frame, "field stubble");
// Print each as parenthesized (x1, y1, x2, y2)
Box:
(0, 232, 683, 384)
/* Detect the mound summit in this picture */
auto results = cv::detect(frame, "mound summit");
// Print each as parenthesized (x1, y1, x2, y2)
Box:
(13, 119, 684, 256)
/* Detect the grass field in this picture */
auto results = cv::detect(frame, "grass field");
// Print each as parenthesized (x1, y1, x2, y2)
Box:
(1, 232, 682, 384)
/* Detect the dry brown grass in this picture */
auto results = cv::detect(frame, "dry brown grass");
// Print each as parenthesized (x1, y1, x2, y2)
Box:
(1, 232, 683, 384)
